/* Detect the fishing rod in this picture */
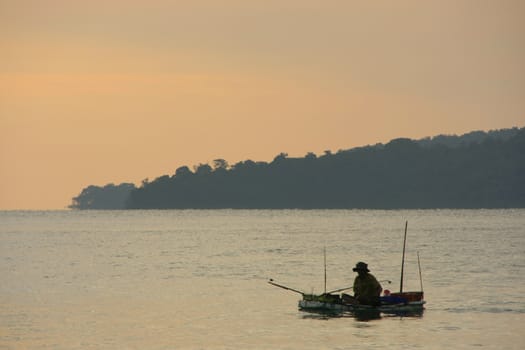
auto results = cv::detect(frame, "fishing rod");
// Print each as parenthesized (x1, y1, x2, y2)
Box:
(269, 246, 329, 297)
(269, 278, 392, 296)
(326, 279, 392, 294)
(267, 279, 305, 295)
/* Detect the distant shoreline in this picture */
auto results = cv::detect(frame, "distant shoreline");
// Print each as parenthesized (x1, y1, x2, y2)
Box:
(70, 127, 525, 210)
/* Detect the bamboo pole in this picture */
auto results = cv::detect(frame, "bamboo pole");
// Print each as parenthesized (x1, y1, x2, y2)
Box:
(400, 221, 408, 293)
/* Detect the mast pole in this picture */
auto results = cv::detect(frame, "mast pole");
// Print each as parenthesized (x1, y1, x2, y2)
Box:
(417, 251, 424, 293)
(400, 221, 408, 293)
(324, 246, 327, 294)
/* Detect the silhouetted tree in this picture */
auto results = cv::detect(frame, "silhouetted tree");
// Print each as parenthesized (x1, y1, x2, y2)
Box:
(70, 183, 136, 209)
(175, 166, 193, 178)
(305, 152, 317, 160)
(194, 163, 212, 175)
(272, 152, 288, 163)
(72, 127, 525, 209)
(213, 159, 229, 170)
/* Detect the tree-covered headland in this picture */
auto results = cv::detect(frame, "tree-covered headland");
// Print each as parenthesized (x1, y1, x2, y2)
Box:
(69, 127, 525, 209)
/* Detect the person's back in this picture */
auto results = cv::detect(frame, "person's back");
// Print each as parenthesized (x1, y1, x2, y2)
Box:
(352, 262, 382, 305)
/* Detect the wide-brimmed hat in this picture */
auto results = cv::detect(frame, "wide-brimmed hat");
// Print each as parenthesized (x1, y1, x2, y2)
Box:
(352, 261, 370, 272)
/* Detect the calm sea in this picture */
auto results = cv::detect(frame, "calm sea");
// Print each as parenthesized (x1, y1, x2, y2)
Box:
(1, 210, 524, 349)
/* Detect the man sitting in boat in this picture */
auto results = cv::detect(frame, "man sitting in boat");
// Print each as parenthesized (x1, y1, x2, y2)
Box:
(343, 262, 382, 306)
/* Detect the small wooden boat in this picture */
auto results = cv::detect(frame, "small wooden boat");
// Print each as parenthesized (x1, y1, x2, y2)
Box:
(298, 291, 425, 314)
(269, 221, 426, 316)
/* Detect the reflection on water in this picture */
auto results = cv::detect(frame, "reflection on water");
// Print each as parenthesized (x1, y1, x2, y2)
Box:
(300, 309, 382, 321)
(1, 209, 525, 349)
(300, 308, 424, 322)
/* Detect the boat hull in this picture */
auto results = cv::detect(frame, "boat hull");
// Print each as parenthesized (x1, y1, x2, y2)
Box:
(298, 299, 426, 314)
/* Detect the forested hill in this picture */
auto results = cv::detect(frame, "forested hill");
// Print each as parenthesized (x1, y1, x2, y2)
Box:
(70, 127, 525, 209)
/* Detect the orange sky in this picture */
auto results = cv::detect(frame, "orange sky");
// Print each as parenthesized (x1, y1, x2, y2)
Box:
(1, 0, 524, 209)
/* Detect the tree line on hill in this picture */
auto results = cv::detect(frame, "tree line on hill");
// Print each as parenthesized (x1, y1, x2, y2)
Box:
(69, 127, 525, 209)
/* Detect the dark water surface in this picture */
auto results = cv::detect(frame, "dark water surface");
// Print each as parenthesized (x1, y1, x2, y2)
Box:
(1, 210, 524, 349)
